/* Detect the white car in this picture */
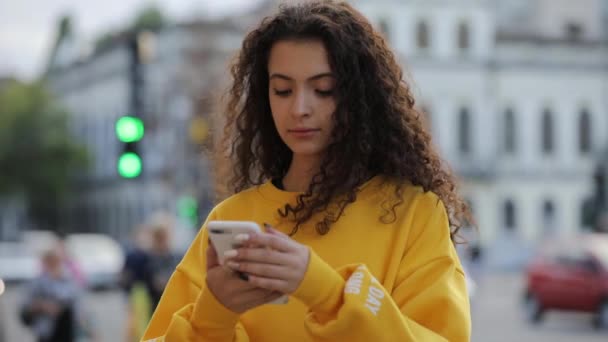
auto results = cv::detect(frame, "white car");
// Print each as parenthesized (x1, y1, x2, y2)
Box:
(0, 230, 59, 283)
(0, 241, 40, 283)
(65, 233, 125, 290)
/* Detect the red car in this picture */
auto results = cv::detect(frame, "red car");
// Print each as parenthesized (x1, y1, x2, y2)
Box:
(524, 234, 608, 329)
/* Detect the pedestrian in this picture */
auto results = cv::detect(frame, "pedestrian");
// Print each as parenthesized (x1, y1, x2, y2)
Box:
(144, 220, 181, 311)
(121, 224, 153, 342)
(20, 247, 93, 342)
(143, 1, 472, 341)
(55, 234, 86, 288)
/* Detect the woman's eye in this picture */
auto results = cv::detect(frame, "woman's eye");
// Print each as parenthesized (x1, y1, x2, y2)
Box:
(274, 89, 292, 97)
(316, 89, 334, 97)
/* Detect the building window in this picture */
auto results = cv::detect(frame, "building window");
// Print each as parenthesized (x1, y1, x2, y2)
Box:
(458, 107, 471, 154)
(543, 200, 555, 234)
(504, 108, 516, 154)
(581, 198, 595, 230)
(565, 22, 583, 40)
(416, 20, 430, 49)
(579, 108, 591, 154)
(457, 22, 470, 51)
(504, 200, 516, 231)
(541, 108, 554, 155)
(379, 18, 390, 42)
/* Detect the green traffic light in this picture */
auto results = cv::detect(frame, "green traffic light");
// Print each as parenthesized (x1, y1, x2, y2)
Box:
(118, 152, 142, 178)
(116, 116, 144, 143)
(178, 196, 198, 217)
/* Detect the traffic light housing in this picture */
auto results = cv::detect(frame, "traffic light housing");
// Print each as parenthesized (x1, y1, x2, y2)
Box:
(117, 31, 147, 179)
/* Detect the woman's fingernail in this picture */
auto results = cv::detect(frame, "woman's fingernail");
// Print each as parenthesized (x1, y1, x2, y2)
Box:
(264, 223, 276, 232)
(227, 261, 239, 269)
(234, 233, 250, 242)
(224, 249, 238, 258)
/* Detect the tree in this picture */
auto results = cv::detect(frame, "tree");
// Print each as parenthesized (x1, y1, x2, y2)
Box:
(94, 5, 166, 53)
(131, 5, 166, 32)
(0, 80, 88, 229)
(93, 31, 118, 52)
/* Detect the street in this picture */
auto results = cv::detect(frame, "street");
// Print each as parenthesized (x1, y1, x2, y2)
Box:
(471, 272, 607, 341)
(1, 272, 607, 341)
(1, 284, 126, 342)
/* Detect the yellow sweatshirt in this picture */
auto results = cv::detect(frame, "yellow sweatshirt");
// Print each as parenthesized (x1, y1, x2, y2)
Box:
(142, 177, 471, 341)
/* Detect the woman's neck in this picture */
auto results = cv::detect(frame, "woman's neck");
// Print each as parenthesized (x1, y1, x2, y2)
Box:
(282, 154, 321, 192)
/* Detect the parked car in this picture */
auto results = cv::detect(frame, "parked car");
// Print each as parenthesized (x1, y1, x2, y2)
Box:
(524, 233, 608, 329)
(64, 233, 125, 290)
(0, 241, 39, 283)
(0, 230, 59, 283)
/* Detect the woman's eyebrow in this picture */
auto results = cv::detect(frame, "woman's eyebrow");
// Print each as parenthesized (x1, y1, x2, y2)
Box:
(269, 72, 335, 81)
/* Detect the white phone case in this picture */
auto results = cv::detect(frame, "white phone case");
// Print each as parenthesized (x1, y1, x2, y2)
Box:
(208, 221, 261, 265)
(207, 220, 288, 305)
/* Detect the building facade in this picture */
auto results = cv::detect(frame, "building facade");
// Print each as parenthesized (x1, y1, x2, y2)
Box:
(353, 0, 607, 260)
(45, 19, 245, 243)
(43, 0, 606, 260)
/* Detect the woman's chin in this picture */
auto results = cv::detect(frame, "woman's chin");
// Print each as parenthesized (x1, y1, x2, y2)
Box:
(289, 148, 325, 159)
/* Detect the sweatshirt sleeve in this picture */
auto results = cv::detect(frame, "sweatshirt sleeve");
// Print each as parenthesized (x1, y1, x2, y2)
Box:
(290, 193, 471, 342)
(141, 211, 251, 342)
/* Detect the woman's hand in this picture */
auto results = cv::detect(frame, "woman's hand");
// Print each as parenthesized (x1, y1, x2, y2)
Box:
(205, 240, 283, 314)
(224, 223, 310, 294)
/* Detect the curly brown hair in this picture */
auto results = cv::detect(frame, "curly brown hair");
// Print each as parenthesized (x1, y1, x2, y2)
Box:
(219, 0, 472, 240)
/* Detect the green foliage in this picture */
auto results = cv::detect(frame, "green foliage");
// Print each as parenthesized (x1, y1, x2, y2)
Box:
(94, 31, 118, 52)
(0, 80, 88, 227)
(131, 5, 166, 32)
(94, 5, 166, 53)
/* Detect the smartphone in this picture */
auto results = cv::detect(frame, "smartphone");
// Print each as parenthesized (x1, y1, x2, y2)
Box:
(208, 221, 262, 265)
(207, 220, 288, 304)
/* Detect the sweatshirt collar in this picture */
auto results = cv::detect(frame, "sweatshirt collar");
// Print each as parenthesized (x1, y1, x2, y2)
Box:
(256, 175, 383, 204)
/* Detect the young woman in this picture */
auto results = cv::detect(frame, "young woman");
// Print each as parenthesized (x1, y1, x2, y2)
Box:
(143, 1, 472, 341)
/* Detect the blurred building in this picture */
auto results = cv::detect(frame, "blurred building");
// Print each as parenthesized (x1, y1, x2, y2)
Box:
(354, 0, 607, 264)
(43, 14, 258, 240)
(41, 0, 606, 262)
(0, 195, 27, 241)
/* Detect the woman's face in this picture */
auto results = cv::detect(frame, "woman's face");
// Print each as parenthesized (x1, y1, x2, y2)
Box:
(267, 39, 337, 159)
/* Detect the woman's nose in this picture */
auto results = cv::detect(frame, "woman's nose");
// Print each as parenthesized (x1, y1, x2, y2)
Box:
(291, 91, 312, 118)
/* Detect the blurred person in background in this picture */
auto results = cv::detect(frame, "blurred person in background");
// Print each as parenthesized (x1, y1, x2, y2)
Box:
(464, 243, 483, 309)
(55, 233, 86, 288)
(20, 246, 95, 342)
(122, 215, 180, 342)
(145, 217, 181, 311)
(121, 224, 153, 294)
(467, 244, 483, 284)
(143, 1, 471, 341)
(121, 224, 153, 342)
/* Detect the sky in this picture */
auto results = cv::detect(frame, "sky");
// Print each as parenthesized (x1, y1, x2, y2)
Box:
(0, 0, 263, 80)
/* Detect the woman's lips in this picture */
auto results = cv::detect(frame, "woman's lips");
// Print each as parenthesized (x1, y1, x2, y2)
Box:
(288, 128, 320, 138)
